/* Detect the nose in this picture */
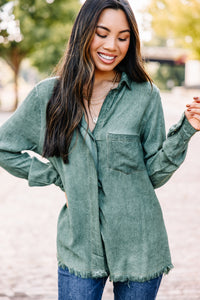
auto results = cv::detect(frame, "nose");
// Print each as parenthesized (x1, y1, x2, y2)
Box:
(103, 36, 117, 51)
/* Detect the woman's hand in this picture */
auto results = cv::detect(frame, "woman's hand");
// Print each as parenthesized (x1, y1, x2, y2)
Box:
(185, 97, 200, 131)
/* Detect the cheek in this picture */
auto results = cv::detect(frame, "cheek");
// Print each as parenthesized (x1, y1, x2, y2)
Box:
(90, 40, 95, 56)
(121, 42, 130, 58)
(90, 36, 100, 53)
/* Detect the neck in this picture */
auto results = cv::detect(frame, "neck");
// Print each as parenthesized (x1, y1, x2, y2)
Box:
(83, 71, 121, 102)
(94, 70, 117, 86)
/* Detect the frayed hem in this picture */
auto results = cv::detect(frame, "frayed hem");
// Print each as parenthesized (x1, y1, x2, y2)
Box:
(58, 262, 173, 283)
(109, 264, 174, 283)
(58, 262, 108, 279)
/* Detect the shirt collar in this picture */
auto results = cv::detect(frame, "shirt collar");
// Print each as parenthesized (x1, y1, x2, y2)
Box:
(117, 72, 132, 90)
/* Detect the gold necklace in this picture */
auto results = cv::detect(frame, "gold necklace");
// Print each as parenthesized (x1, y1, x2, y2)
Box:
(89, 73, 120, 124)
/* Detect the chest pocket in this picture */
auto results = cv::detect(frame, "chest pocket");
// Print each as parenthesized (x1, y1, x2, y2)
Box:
(107, 133, 145, 174)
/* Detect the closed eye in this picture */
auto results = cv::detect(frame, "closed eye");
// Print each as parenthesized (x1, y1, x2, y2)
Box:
(96, 33, 107, 38)
(118, 37, 128, 41)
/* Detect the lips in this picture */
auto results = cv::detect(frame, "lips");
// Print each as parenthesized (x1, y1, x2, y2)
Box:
(97, 52, 117, 64)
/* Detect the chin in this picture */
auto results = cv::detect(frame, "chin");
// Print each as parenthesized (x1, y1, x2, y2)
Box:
(96, 64, 117, 73)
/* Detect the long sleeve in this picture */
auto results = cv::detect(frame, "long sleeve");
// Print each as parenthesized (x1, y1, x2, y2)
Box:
(0, 85, 63, 189)
(141, 89, 198, 189)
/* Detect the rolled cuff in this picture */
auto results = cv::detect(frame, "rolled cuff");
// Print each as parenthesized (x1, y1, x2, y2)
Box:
(28, 156, 63, 190)
(168, 113, 198, 141)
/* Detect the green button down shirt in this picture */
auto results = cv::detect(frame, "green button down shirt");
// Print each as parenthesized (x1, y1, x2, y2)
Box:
(0, 73, 197, 282)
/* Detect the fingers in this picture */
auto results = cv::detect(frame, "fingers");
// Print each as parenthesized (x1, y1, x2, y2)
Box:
(186, 108, 200, 114)
(186, 96, 200, 122)
(187, 113, 200, 121)
(185, 97, 200, 130)
(186, 97, 200, 113)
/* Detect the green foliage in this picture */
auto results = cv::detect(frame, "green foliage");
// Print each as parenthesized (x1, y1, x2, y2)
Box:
(0, 0, 80, 74)
(147, 62, 185, 90)
(0, 0, 80, 109)
(147, 0, 200, 59)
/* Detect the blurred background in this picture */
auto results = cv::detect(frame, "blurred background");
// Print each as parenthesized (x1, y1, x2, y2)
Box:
(0, 0, 200, 111)
(0, 1, 200, 299)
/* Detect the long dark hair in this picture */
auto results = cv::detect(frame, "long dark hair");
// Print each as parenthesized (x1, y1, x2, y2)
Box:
(43, 0, 152, 163)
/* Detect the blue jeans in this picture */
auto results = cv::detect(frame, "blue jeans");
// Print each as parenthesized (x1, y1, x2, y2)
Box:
(58, 266, 162, 300)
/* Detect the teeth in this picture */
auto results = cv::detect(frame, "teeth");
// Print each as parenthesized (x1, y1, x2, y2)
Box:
(99, 53, 115, 60)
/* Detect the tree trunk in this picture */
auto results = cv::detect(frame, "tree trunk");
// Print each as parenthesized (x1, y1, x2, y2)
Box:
(8, 47, 23, 111)
(13, 65, 20, 111)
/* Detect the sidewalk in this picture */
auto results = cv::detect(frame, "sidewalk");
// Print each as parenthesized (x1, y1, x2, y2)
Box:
(0, 90, 200, 299)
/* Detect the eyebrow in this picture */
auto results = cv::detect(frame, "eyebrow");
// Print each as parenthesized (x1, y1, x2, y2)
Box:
(96, 25, 130, 34)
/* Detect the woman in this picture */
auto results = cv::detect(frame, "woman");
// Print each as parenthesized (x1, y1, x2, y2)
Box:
(0, 0, 199, 299)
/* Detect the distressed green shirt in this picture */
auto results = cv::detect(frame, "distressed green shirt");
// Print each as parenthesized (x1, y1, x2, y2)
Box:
(0, 73, 197, 282)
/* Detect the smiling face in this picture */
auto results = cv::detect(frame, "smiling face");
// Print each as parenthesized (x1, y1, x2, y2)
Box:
(90, 8, 130, 79)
